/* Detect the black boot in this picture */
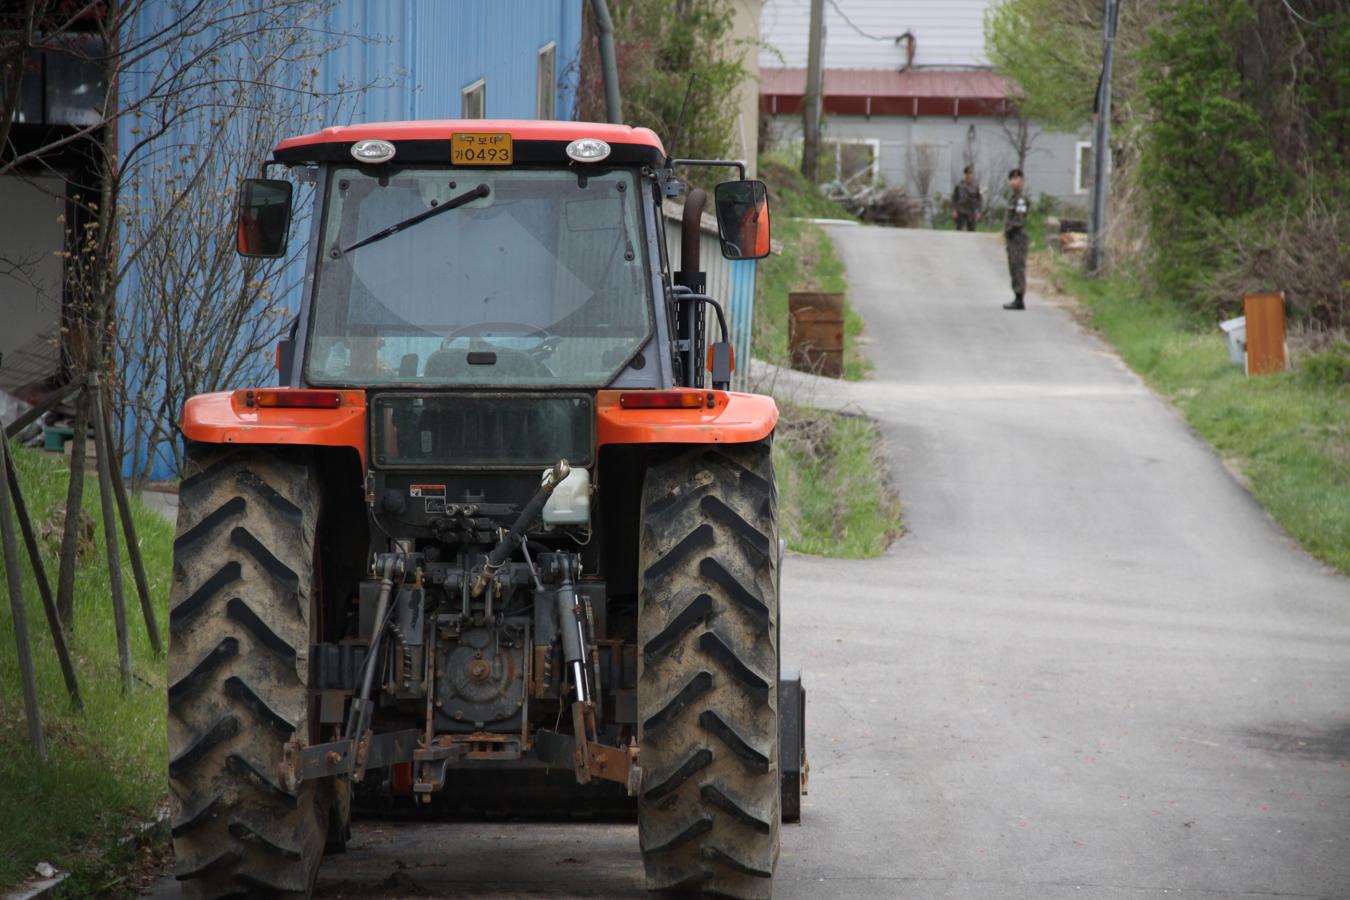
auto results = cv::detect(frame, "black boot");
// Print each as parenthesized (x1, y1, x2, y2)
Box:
(1003, 292, 1025, 310)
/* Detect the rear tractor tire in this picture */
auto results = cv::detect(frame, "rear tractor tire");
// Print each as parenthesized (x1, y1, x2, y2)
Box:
(167, 446, 331, 898)
(638, 441, 781, 899)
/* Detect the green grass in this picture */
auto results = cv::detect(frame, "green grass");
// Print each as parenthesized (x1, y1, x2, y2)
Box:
(774, 404, 904, 558)
(753, 152, 897, 555)
(1056, 267, 1350, 574)
(755, 216, 872, 382)
(0, 446, 173, 895)
(756, 152, 871, 382)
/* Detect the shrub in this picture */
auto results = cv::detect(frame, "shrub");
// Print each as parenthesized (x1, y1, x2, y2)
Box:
(1200, 192, 1350, 328)
(1300, 342, 1350, 389)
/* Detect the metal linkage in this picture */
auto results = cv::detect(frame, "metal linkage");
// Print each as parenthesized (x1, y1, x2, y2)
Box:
(470, 459, 570, 598)
(282, 729, 420, 788)
(344, 553, 403, 781)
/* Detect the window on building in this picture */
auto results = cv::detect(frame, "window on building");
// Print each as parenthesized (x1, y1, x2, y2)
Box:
(4, 33, 106, 126)
(536, 42, 556, 120)
(462, 79, 486, 119)
(821, 138, 880, 188)
(1075, 141, 1094, 194)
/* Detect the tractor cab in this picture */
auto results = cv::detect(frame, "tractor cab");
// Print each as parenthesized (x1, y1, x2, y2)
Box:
(237, 121, 768, 393)
(168, 121, 801, 900)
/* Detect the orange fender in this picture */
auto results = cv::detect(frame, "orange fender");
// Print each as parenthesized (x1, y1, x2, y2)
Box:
(596, 389, 778, 447)
(181, 389, 368, 468)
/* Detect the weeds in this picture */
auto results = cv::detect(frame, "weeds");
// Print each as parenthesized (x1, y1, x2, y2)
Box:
(0, 447, 172, 894)
(773, 403, 903, 559)
(755, 207, 871, 381)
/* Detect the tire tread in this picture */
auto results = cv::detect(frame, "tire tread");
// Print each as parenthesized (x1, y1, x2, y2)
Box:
(637, 440, 780, 900)
(168, 446, 326, 898)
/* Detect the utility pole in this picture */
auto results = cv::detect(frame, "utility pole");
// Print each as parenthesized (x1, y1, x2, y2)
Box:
(800, 0, 825, 182)
(1088, 0, 1119, 275)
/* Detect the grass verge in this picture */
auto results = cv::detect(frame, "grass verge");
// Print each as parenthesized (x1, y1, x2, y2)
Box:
(0, 446, 172, 896)
(757, 154, 872, 381)
(1053, 266, 1350, 574)
(774, 403, 903, 558)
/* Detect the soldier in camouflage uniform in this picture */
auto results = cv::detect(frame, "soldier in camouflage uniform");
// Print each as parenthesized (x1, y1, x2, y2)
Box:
(1003, 168, 1029, 310)
(951, 165, 981, 231)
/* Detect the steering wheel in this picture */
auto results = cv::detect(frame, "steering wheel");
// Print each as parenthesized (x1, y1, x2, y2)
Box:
(440, 321, 553, 349)
(429, 320, 557, 379)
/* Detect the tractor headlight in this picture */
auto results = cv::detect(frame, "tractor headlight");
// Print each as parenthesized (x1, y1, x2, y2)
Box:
(566, 138, 611, 163)
(351, 139, 396, 164)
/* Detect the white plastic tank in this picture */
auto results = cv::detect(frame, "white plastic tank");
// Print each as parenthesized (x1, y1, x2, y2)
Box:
(1220, 316, 1246, 367)
(542, 467, 591, 526)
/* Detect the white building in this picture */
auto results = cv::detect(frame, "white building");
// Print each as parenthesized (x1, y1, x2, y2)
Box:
(759, 0, 1091, 211)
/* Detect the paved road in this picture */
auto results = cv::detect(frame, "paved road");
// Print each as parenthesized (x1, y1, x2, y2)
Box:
(147, 227, 1350, 899)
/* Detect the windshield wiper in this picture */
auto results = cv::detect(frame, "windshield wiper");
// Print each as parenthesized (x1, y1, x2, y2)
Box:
(339, 183, 490, 255)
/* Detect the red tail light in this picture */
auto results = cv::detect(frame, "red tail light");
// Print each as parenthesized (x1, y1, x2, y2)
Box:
(236, 389, 343, 409)
(618, 391, 715, 409)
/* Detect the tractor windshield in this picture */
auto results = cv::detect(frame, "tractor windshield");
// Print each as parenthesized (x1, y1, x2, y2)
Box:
(306, 166, 651, 387)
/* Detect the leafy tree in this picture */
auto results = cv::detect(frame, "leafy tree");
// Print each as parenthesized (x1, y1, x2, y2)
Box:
(575, 0, 746, 163)
(1139, 2, 1279, 232)
(984, 0, 1102, 132)
(1137, 0, 1347, 318)
(987, 0, 1347, 325)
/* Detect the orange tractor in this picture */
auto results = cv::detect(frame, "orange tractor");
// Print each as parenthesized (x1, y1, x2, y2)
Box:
(166, 120, 805, 899)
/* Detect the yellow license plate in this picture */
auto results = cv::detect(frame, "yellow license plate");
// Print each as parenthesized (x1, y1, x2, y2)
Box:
(451, 132, 513, 165)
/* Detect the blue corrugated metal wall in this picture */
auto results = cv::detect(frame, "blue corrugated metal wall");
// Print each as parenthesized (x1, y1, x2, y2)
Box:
(319, 0, 584, 122)
(117, 1, 585, 480)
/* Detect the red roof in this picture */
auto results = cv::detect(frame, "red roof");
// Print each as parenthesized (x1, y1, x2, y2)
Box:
(276, 120, 665, 155)
(761, 68, 1012, 118)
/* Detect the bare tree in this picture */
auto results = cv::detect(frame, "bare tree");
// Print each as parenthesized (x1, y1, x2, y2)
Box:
(997, 101, 1041, 171)
(0, 0, 381, 623)
(112, 20, 374, 483)
(907, 143, 939, 225)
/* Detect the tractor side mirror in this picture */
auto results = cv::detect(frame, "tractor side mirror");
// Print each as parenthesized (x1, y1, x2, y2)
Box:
(236, 178, 293, 258)
(714, 180, 770, 260)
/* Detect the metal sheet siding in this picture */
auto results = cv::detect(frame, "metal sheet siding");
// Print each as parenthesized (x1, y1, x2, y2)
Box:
(116, 0, 585, 480)
(319, 0, 584, 122)
(760, 0, 997, 70)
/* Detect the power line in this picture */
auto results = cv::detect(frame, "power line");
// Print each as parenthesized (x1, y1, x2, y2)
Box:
(825, 0, 892, 42)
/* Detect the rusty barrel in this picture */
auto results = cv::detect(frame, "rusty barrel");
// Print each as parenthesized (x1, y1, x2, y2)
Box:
(788, 291, 845, 378)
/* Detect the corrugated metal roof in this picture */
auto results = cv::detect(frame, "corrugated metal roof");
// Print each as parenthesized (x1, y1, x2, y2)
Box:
(762, 67, 1008, 99)
(761, 67, 1011, 117)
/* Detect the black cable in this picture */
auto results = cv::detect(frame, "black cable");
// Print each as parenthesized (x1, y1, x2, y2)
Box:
(826, 0, 892, 42)
(368, 506, 400, 546)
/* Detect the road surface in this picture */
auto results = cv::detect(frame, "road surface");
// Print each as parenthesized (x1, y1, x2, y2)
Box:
(146, 227, 1350, 899)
